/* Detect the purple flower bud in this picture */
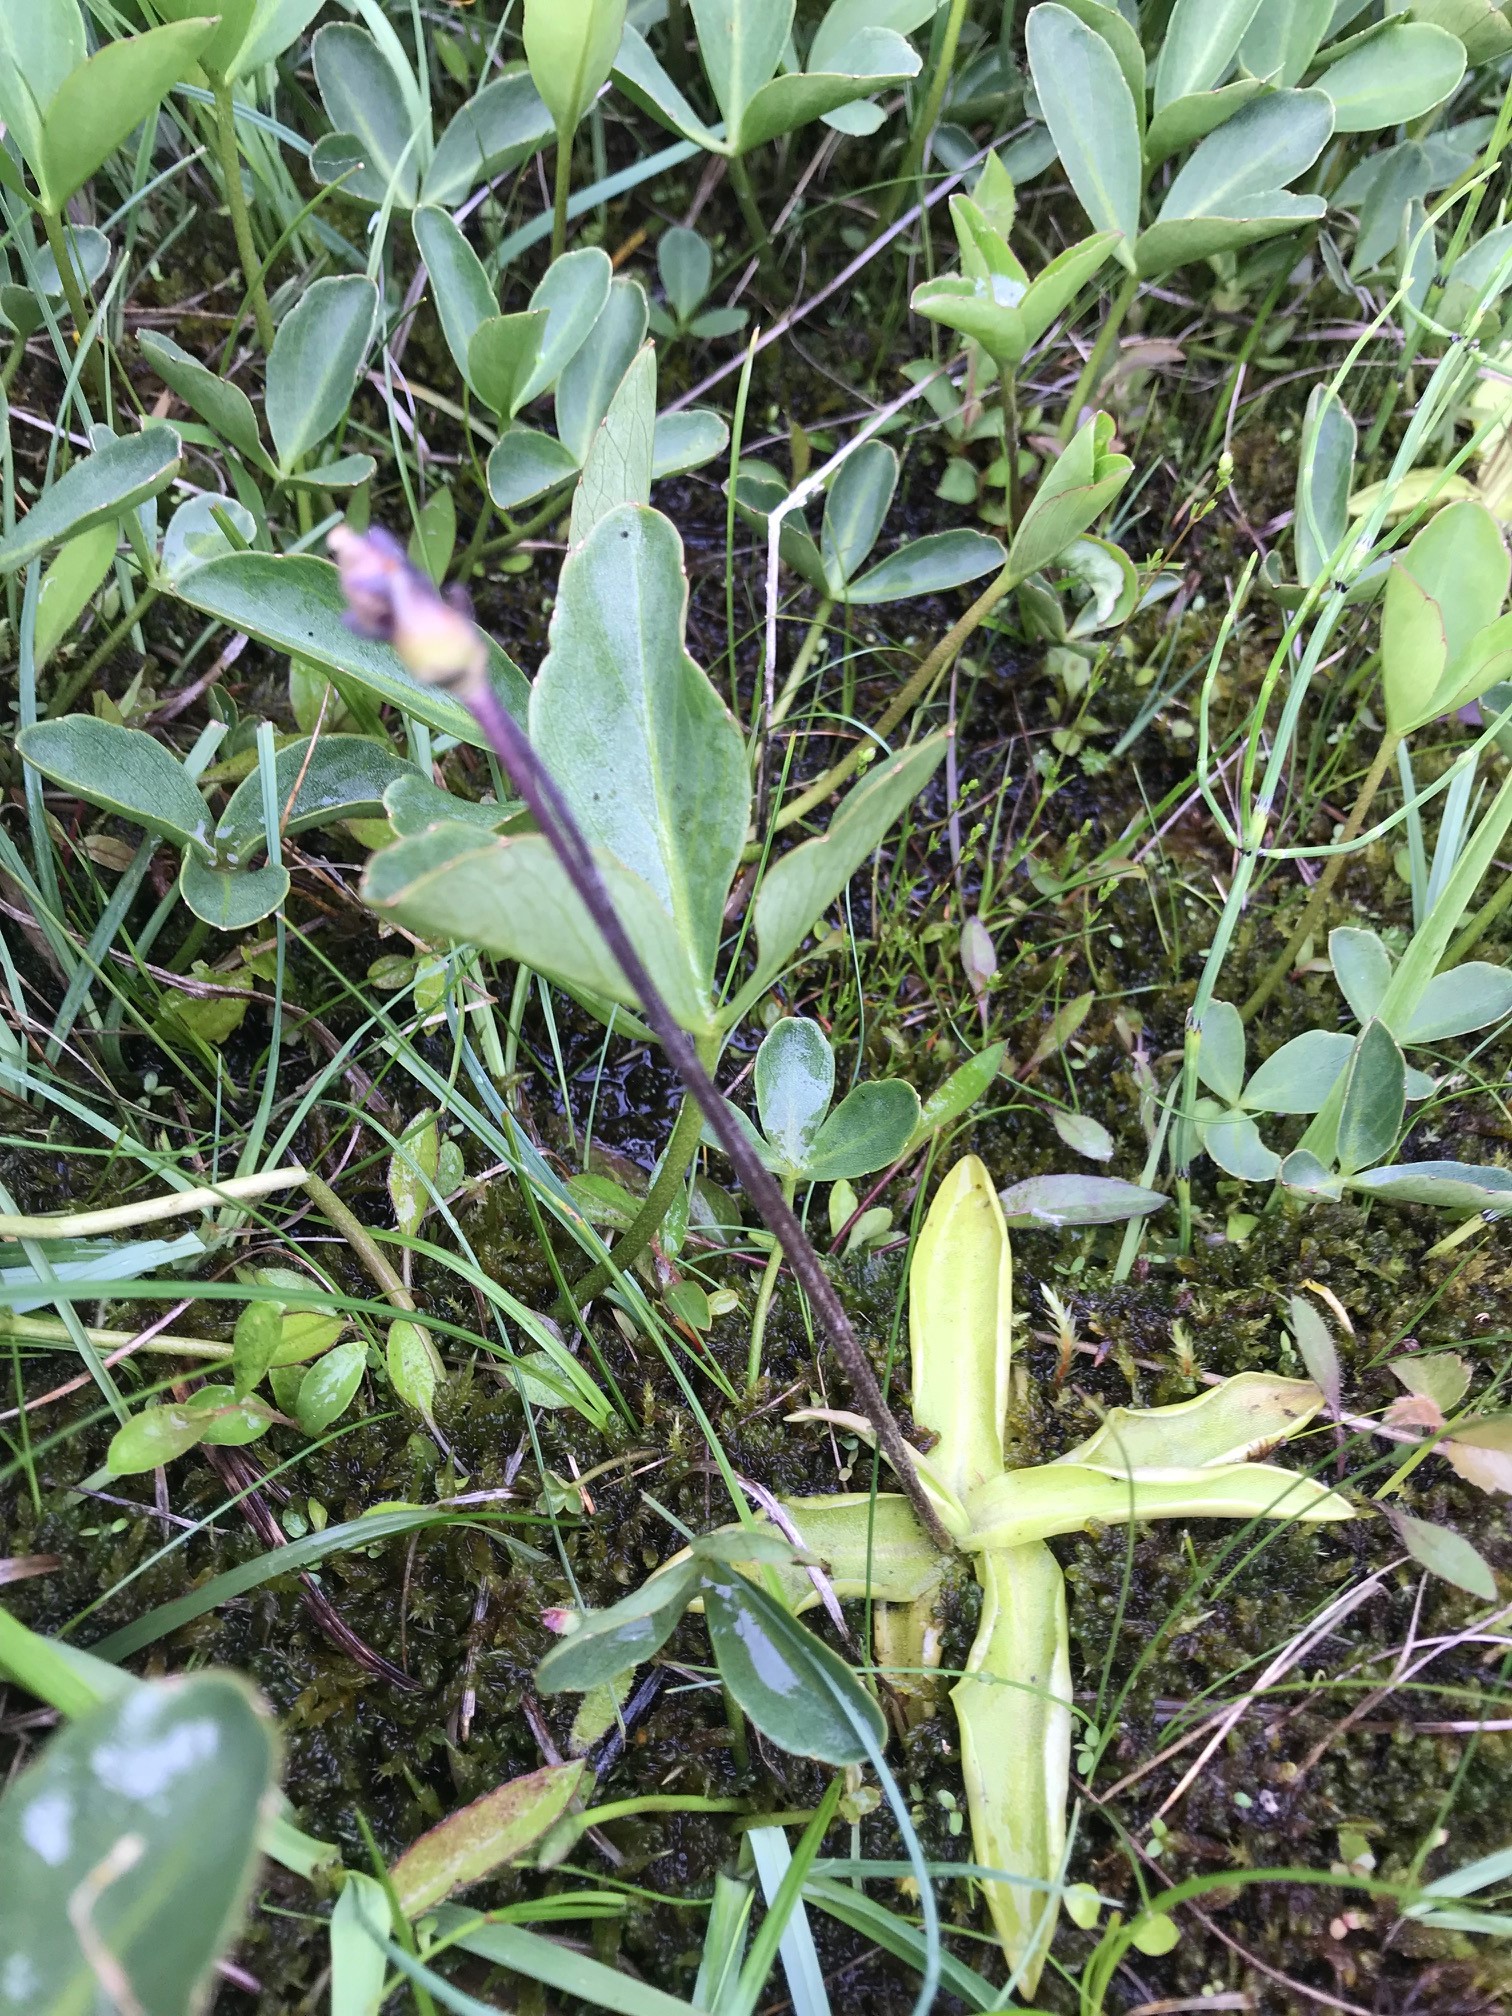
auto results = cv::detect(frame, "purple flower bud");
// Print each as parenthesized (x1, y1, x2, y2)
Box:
(328, 523, 487, 693)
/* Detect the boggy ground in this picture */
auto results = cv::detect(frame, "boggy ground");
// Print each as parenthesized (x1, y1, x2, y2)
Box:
(4, 142, 1512, 2016)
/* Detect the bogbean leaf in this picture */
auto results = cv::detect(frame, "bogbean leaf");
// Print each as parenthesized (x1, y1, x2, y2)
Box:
(1026, 5, 1141, 267)
(613, 24, 726, 151)
(18, 715, 211, 851)
(803, 1080, 920, 1181)
(1296, 385, 1357, 586)
(32, 17, 219, 212)
(1061, 1372, 1324, 1473)
(822, 440, 897, 591)
(1390, 1509, 1497, 1599)
(569, 342, 656, 545)
(33, 521, 118, 666)
(215, 735, 413, 865)
(995, 1173, 1167, 1227)
(910, 1155, 1012, 1503)
(531, 504, 748, 994)
(295, 1338, 367, 1435)
(0, 1673, 276, 2015)
(734, 29, 922, 151)
(1006, 412, 1132, 586)
(1239, 0, 1332, 85)
(312, 23, 422, 207)
(846, 529, 1006, 605)
(413, 206, 496, 397)
(523, 0, 628, 137)
(1196, 998, 1246, 1106)
(1331, 925, 1394, 1024)
(179, 856, 291, 930)
(1344, 1160, 1512, 1213)
(952, 1542, 1071, 1998)
(486, 427, 584, 510)
(556, 278, 650, 463)
(650, 407, 729, 478)
(390, 1761, 587, 1916)
(1335, 1018, 1406, 1176)
(0, 223, 111, 337)
(1381, 500, 1509, 733)
(1143, 79, 1268, 170)
(174, 552, 526, 745)
(423, 68, 554, 207)
(517, 247, 614, 406)
(1400, 962, 1512, 1042)
(158, 494, 258, 583)
(1198, 1106, 1282, 1182)
(1241, 1028, 1354, 1113)
(536, 1560, 701, 1694)
(702, 1570, 888, 1765)
(754, 1017, 835, 1173)
(738, 733, 948, 1009)
(470, 310, 550, 420)
(1315, 20, 1466, 132)
(362, 823, 712, 1030)
(1135, 90, 1333, 276)
(143, 330, 272, 467)
(265, 276, 379, 474)
(1152, 0, 1265, 110)
(0, 426, 180, 576)
(692, 0, 792, 140)
(660, 225, 712, 321)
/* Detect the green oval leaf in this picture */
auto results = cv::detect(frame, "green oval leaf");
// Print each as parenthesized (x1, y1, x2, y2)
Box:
(702, 1570, 887, 1765)
(0, 1673, 276, 2014)
(18, 715, 209, 850)
(1315, 20, 1466, 133)
(0, 426, 180, 577)
(1025, 4, 1140, 264)
(295, 1337, 367, 1435)
(266, 275, 379, 473)
(535, 1560, 701, 1695)
(1335, 1017, 1407, 1177)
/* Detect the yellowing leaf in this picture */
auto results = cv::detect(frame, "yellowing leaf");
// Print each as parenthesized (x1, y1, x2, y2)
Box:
(909, 1156, 1011, 1504)
(952, 1542, 1072, 1997)
(1444, 1416, 1512, 1496)
(390, 1760, 587, 1915)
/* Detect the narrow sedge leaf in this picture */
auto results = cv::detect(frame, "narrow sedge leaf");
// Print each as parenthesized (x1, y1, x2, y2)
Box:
(330, 1871, 391, 2016)
(910, 1156, 1012, 1501)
